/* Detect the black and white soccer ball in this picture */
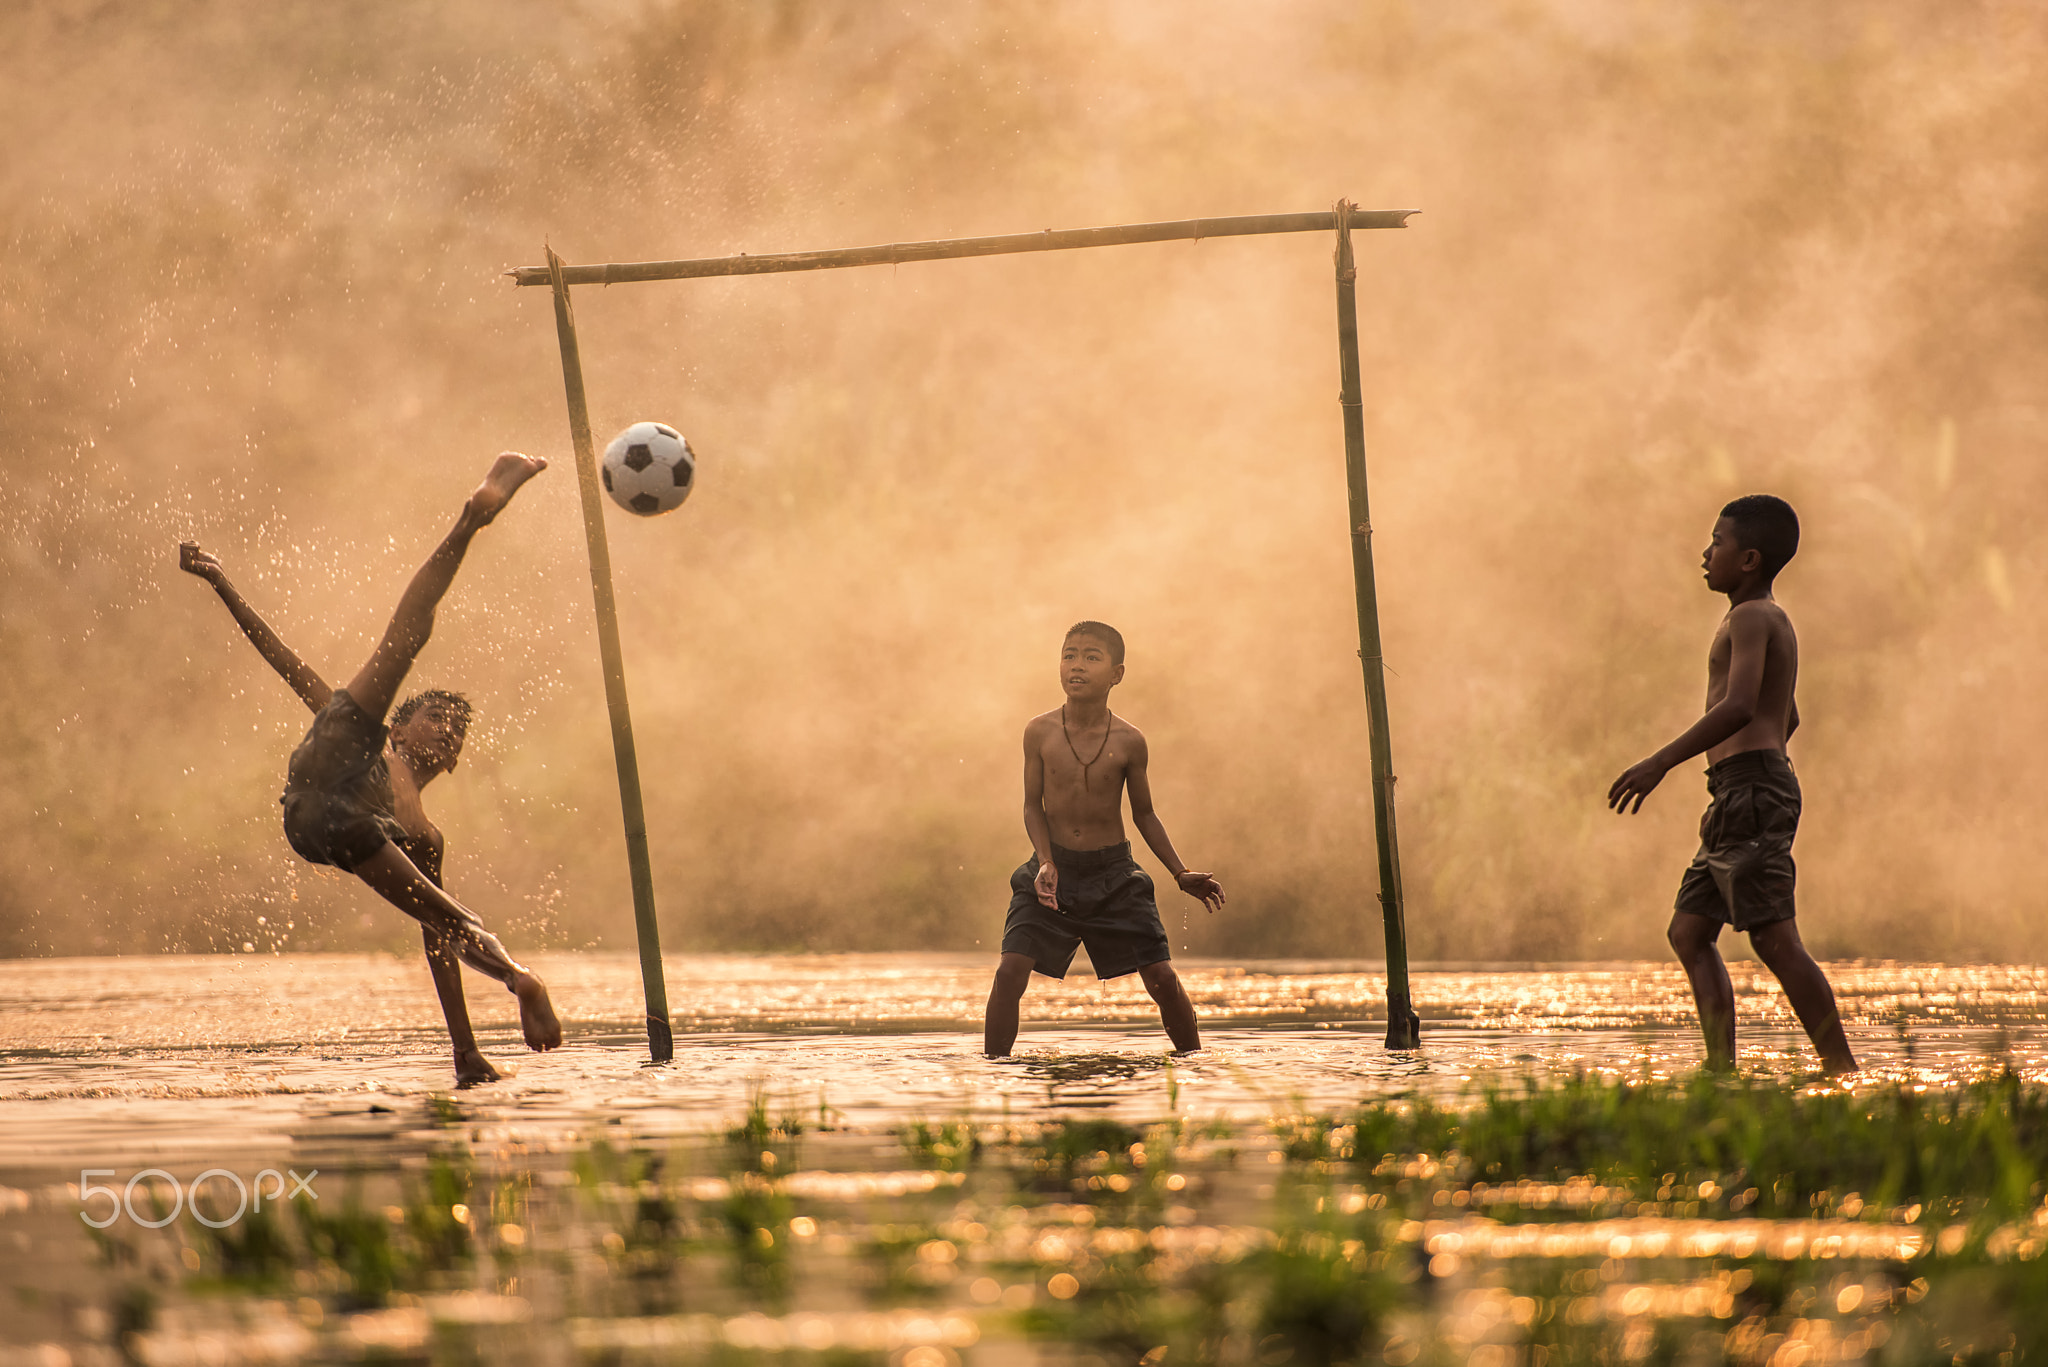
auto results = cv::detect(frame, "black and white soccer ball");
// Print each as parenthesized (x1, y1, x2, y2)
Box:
(600, 421, 695, 516)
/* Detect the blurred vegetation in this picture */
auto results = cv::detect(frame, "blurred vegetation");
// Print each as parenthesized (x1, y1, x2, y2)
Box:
(2, 1, 2044, 960)
(72, 1074, 2048, 1363)
(1348, 1070, 2048, 1225)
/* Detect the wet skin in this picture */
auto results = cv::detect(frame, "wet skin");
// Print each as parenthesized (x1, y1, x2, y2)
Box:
(386, 703, 504, 1088)
(1608, 516, 1798, 814)
(180, 452, 562, 1086)
(984, 630, 1224, 1057)
(1608, 515, 1856, 1075)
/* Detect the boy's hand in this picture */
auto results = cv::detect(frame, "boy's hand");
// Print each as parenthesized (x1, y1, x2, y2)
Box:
(1034, 861, 1059, 911)
(1608, 756, 1670, 814)
(1175, 870, 1225, 912)
(178, 542, 224, 584)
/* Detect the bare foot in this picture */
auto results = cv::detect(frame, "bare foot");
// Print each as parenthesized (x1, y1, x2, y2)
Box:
(469, 452, 548, 525)
(177, 542, 224, 583)
(514, 973, 562, 1051)
(455, 1048, 504, 1088)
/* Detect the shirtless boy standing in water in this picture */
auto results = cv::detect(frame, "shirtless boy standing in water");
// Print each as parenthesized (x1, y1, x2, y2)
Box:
(1609, 495, 1857, 1074)
(179, 453, 562, 1086)
(984, 622, 1227, 1056)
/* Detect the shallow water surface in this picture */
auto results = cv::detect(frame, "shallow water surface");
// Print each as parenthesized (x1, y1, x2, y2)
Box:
(5, 954, 2048, 1363)
(2, 953, 2044, 1162)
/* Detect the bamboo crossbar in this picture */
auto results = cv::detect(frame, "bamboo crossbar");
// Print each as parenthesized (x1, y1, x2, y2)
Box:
(510, 209, 1414, 286)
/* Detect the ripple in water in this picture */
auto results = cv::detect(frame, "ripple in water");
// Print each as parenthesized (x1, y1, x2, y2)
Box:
(1, 953, 2044, 1162)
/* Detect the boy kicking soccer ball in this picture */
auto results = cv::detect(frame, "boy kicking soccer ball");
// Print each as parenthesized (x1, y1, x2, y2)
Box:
(180, 452, 561, 1086)
(984, 621, 1226, 1056)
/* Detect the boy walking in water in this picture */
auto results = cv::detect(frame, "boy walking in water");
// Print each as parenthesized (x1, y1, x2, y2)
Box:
(1609, 495, 1857, 1074)
(984, 622, 1226, 1056)
(180, 452, 561, 1087)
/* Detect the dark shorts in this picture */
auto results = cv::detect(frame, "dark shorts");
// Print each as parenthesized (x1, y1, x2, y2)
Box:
(1001, 841, 1171, 981)
(1674, 749, 1800, 932)
(280, 689, 405, 872)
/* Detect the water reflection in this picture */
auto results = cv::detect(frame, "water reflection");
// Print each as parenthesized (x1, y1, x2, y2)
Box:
(5, 955, 2048, 1167)
(6, 953, 2048, 1364)
(14, 954, 2048, 1054)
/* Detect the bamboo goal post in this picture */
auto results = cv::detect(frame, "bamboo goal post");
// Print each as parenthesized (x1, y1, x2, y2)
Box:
(545, 246, 675, 1064)
(1333, 202, 1420, 1050)
(521, 204, 1422, 1056)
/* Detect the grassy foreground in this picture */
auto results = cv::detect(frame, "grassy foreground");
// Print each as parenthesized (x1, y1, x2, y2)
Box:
(77, 1071, 2048, 1365)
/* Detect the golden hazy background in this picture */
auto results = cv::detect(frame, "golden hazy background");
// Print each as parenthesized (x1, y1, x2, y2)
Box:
(3, 1, 2043, 963)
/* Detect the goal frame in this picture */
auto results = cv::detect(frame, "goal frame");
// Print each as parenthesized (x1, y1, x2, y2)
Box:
(511, 201, 1422, 1060)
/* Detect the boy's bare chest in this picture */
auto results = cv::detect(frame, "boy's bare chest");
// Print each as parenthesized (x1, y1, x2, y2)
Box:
(1703, 614, 1795, 699)
(1706, 621, 1732, 673)
(1702, 621, 1738, 703)
(1039, 736, 1130, 794)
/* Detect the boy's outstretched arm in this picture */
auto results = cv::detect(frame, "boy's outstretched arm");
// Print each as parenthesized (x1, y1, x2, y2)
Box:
(1126, 733, 1225, 912)
(1609, 604, 1771, 814)
(178, 543, 333, 714)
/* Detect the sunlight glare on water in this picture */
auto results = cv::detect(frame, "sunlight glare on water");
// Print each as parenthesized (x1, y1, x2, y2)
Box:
(2, 953, 2045, 1165)
(4, 954, 2048, 1364)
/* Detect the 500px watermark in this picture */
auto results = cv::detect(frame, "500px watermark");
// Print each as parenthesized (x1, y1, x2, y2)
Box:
(77, 1168, 318, 1229)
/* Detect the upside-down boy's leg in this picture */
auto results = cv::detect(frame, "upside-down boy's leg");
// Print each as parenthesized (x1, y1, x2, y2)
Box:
(344, 453, 547, 722)
(423, 926, 504, 1087)
(1667, 911, 1737, 1071)
(351, 842, 562, 1052)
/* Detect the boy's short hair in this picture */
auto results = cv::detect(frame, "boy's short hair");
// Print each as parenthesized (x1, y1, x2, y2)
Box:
(393, 689, 473, 730)
(1719, 494, 1800, 580)
(1065, 620, 1125, 665)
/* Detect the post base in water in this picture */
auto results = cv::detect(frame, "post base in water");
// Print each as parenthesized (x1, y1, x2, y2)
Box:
(647, 1014, 675, 1063)
(1384, 1003, 1421, 1050)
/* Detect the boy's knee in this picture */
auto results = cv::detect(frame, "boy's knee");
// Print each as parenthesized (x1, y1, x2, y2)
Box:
(1667, 913, 1719, 958)
(1748, 920, 1808, 969)
(1138, 962, 1181, 997)
(992, 955, 1035, 994)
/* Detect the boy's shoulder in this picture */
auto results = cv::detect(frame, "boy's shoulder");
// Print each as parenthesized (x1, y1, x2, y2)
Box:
(1023, 709, 1070, 746)
(1726, 596, 1795, 629)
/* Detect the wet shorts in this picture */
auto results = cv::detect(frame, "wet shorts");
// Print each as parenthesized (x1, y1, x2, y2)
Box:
(280, 689, 405, 872)
(1674, 749, 1801, 932)
(1001, 841, 1171, 981)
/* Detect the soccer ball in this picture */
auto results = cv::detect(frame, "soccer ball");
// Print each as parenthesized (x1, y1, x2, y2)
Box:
(600, 421, 695, 516)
